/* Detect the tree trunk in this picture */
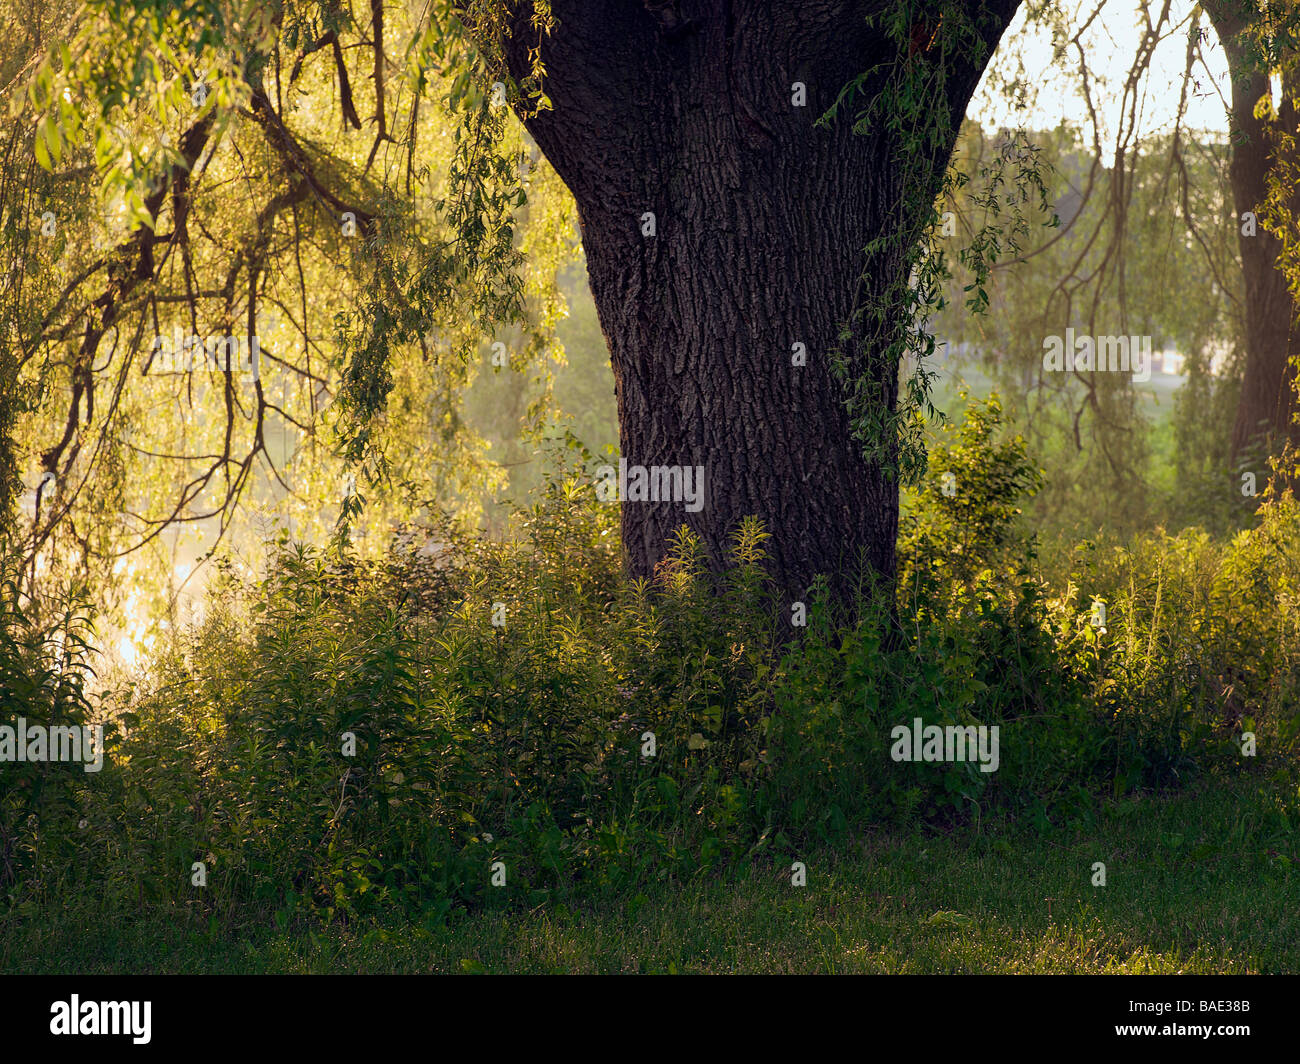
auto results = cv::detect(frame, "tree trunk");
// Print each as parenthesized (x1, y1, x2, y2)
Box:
(1205, 0, 1300, 463)
(501, 1, 1017, 609)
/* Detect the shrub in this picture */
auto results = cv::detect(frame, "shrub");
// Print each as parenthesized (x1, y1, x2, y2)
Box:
(5, 408, 1296, 922)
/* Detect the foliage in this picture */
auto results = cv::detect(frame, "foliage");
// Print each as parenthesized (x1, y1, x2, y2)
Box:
(900, 391, 1043, 586)
(822, 1, 1057, 485)
(2, 0, 579, 647)
(2, 408, 1293, 922)
(0, 550, 101, 894)
(930, 117, 1240, 538)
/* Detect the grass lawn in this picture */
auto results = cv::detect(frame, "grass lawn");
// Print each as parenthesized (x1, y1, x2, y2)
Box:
(5, 773, 1295, 975)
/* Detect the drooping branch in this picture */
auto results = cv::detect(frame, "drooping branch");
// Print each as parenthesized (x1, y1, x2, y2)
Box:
(249, 90, 376, 235)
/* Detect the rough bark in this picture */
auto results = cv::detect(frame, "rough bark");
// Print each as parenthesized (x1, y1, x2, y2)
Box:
(1204, 0, 1300, 462)
(500, 1, 1019, 609)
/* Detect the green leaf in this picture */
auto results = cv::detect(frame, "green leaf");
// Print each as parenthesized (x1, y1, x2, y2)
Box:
(41, 118, 62, 166)
(924, 910, 973, 932)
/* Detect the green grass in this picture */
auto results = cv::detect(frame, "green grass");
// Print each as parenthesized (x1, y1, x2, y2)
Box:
(6, 774, 1296, 974)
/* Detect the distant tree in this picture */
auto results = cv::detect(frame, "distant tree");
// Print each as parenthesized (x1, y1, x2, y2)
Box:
(1202, 0, 1300, 464)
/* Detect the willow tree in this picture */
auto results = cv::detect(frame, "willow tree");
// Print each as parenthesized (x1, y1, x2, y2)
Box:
(20, 0, 1026, 613)
(9, 0, 577, 618)
(484, 0, 1022, 606)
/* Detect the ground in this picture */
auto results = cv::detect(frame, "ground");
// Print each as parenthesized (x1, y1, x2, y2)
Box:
(7, 775, 1293, 974)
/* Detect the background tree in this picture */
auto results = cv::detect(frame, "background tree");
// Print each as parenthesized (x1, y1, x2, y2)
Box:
(1202, 0, 1300, 464)
(931, 0, 1300, 536)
